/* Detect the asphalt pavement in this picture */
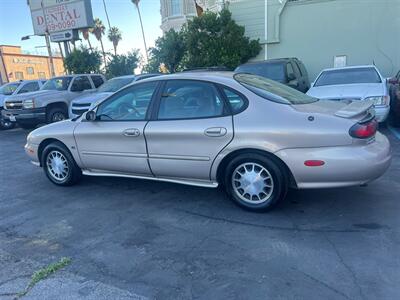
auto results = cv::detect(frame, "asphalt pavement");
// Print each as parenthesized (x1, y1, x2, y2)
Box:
(0, 127, 399, 300)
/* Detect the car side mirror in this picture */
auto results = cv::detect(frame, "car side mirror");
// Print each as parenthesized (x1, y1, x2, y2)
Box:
(86, 110, 97, 121)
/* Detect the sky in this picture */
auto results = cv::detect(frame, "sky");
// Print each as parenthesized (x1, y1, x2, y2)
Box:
(0, 0, 163, 62)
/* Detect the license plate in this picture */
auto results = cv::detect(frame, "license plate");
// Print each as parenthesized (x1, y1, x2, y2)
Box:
(9, 115, 16, 122)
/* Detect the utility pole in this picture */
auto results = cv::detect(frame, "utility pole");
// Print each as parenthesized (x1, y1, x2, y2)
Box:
(41, 0, 55, 77)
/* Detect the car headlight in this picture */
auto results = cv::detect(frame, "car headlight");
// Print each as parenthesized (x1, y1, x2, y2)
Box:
(366, 96, 389, 106)
(23, 99, 35, 109)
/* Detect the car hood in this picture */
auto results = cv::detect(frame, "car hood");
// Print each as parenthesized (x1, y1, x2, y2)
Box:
(307, 83, 385, 100)
(5, 90, 65, 101)
(0, 94, 7, 107)
(72, 92, 112, 105)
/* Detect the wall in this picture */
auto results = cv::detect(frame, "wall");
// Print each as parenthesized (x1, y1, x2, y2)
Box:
(227, 0, 266, 60)
(0, 45, 65, 83)
(266, 0, 400, 80)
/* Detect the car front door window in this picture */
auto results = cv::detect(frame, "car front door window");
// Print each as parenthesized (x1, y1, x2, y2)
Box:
(96, 82, 158, 121)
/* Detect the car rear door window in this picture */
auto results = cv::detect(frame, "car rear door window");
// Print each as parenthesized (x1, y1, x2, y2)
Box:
(18, 82, 40, 94)
(222, 88, 247, 114)
(157, 80, 225, 120)
(71, 76, 92, 91)
(96, 82, 158, 121)
(91, 75, 105, 88)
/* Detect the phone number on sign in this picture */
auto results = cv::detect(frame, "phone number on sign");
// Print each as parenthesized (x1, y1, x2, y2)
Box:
(48, 20, 76, 31)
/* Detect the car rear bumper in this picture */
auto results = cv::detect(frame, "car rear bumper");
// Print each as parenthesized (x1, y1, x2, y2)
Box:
(2, 107, 46, 124)
(275, 132, 391, 189)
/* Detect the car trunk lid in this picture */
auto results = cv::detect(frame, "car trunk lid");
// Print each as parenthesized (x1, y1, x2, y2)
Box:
(293, 99, 374, 121)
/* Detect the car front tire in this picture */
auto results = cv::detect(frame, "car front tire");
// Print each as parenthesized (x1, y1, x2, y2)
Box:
(47, 107, 68, 124)
(41, 142, 82, 186)
(0, 118, 15, 130)
(224, 153, 288, 212)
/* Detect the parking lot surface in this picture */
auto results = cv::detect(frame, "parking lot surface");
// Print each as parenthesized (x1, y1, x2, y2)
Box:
(0, 128, 399, 299)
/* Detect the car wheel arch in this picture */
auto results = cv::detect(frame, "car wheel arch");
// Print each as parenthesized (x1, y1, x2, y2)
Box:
(215, 148, 297, 189)
(46, 102, 68, 115)
(38, 138, 69, 166)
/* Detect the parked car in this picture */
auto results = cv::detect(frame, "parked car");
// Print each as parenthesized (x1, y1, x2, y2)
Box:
(69, 74, 160, 118)
(388, 70, 400, 126)
(235, 58, 310, 93)
(2, 74, 105, 129)
(307, 65, 390, 123)
(24, 72, 391, 212)
(0, 80, 45, 129)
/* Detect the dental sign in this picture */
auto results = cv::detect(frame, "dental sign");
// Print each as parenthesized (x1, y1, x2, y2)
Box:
(28, 0, 94, 35)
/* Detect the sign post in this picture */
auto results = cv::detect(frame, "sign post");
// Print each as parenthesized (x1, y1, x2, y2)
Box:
(40, 0, 56, 77)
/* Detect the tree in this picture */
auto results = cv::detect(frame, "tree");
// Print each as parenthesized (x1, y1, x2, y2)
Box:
(80, 28, 93, 51)
(64, 47, 102, 74)
(106, 50, 141, 78)
(183, 9, 261, 69)
(131, 0, 149, 61)
(108, 26, 122, 56)
(91, 18, 107, 66)
(146, 29, 185, 73)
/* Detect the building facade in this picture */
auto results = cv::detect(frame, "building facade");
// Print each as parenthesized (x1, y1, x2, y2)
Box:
(198, 0, 400, 80)
(160, 0, 198, 32)
(0, 45, 65, 85)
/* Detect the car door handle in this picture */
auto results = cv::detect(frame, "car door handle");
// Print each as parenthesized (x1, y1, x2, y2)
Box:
(123, 128, 140, 137)
(204, 127, 227, 137)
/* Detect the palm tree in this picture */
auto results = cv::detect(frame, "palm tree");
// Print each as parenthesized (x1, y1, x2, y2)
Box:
(91, 18, 107, 66)
(131, 0, 149, 61)
(80, 28, 93, 51)
(108, 27, 122, 56)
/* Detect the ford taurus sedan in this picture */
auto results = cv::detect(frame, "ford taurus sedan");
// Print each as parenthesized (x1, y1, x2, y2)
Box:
(307, 65, 390, 123)
(25, 72, 391, 212)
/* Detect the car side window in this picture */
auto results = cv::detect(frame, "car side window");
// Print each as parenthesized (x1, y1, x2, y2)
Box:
(96, 82, 158, 121)
(158, 80, 225, 120)
(91, 75, 105, 88)
(286, 63, 295, 80)
(71, 76, 92, 92)
(293, 62, 302, 77)
(18, 82, 40, 94)
(222, 88, 247, 114)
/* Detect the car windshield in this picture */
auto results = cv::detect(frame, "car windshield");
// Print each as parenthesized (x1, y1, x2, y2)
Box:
(97, 77, 134, 93)
(41, 77, 72, 91)
(315, 68, 382, 86)
(0, 82, 20, 95)
(235, 63, 286, 82)
(235, 73, 318, 105)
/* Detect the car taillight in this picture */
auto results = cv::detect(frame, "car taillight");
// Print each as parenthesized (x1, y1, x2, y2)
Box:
(349, 119, 378, 139)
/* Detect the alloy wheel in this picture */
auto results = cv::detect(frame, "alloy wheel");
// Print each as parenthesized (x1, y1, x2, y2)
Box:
(46, 150, 69, 182)
(231, 162, 274, 204)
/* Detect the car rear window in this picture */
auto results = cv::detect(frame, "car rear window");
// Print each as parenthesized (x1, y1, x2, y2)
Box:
(234, 73, 317, 105)
(315, 68, 382, 86)
(235, 62, 286, 82)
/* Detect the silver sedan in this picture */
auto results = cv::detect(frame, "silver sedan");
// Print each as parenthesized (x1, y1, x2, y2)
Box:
(25, 72, 391, 212)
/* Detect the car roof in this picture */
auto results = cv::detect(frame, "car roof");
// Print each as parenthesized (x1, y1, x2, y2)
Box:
(140, 71, 235, 84)
(320, 65, 379, 73)
(111, 75, 137, 79)
(238, 58, 298, 67)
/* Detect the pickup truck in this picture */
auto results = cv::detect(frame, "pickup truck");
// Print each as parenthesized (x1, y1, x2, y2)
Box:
(2, 74, 105, 129)
(0, 80, 45, 129)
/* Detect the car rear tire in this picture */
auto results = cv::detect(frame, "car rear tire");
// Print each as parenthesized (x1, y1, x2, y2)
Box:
(47, 107, 68, 124)
(42, 142, 82, 186)
(224, 153, 288, 212)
